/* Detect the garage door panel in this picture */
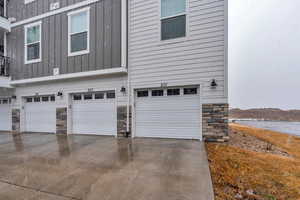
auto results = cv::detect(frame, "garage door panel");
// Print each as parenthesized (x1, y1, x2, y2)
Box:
(136, 112, 200, 120)
(136, 88, 201, 139)
(25, 96, 56, 133)
(0, 103, 11, 131)
(25, 104, 56, 133)
(72, 93, 117, 135)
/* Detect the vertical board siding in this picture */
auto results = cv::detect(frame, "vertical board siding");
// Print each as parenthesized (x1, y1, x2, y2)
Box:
(8, 0, 86, 22)
(129, 0, 226, 99)
(8, 0, 122, 81)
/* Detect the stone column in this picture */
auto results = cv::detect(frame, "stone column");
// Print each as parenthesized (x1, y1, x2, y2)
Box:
(202, 104, 229, 142)
(56, 108, 67, 134)
(12, 109, 20, 132)
(117, 106, 131, 137)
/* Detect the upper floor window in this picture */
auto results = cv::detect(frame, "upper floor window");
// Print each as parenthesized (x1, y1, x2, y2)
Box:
(25, 0, 35, 4)
(24, 21, 42, 64)
(161, 0, 186, 40)
(68, 7, 90, 57)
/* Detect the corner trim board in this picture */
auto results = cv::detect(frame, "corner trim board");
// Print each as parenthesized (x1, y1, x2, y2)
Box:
(121, 0, 127, 68)
(11, 0, 99, 27)
(10, 67, 128, 85)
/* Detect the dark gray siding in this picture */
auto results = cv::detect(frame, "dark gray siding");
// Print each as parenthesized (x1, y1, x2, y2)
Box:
(7, 0, 122, 80)
(8, 0, 88, 22)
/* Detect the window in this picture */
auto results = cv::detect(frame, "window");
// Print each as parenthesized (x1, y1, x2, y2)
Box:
(95, 92, 104, 99)
(73, 94, 82, 101)
(167, 88, 180, 96)
(26, 98, 33, 103)
(152, 90, 164, 97)
(25, 21, 42, 64)
(50, 96, 55, 101)
(107, 91, 116, 99)
(25, 0, 35, 4)
(2, 99, 8, 104)
(161, 0, 186, 40)
(68, 7, 90, 56)
(137, 90, 149, 97)
(184, 88, 197, 95)
(34, 97, 40, 102)
(42, 96, 49, 102)
(84, 93, 93, 100)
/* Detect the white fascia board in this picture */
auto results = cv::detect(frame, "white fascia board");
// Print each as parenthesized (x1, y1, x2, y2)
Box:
(0, 16, 11, 32)
(0, 77, 12, 88)
(10, 67, 128, 85)
(121, 0, 127, 68)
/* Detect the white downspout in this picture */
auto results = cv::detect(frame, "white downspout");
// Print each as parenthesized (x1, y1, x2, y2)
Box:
(4, 0, 6, 56)
(122, 0, 130, 134)
(4, 0, 6, 17)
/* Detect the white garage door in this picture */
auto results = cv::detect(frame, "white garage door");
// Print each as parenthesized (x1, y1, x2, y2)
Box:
(135, 87, 201, 139)
(25, 95, 56, 133)
(71, 91, 117, 135)
(0, 98, 11, 131)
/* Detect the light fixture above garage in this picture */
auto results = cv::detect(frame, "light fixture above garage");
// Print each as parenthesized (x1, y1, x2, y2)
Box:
(210, 79, 218, 89)
(57, 91, 63, 97)
(120, 86, 126, 93)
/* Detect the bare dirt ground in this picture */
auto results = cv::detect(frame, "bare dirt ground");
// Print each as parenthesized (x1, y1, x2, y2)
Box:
(206, 124, 300, 200)
(228, 127, 290, 157)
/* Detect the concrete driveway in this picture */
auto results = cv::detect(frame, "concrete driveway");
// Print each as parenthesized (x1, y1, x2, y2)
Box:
(0, 132, 214, 200)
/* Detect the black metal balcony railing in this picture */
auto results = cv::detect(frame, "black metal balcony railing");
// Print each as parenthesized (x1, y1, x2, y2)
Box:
(0, 55, 10, 77)
(0, 0, 6, 18)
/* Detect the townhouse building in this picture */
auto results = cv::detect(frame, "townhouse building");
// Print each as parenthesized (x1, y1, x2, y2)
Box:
(0, 0, 228, 141)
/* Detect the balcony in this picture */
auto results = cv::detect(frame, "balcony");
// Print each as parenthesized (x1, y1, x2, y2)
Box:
(0, 55, 10, 88)
(0, 0, 10, 32)
(0, 55, 9, 77)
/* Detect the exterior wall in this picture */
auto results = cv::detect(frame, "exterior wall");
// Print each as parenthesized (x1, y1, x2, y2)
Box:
(128, 0, 228, 104)
(7, 0, 122, 81)
(8, 0, 93, 22)
(0, 87, 14, 97)
(202, 103, 229, 142)
(11, 75, 128, 133)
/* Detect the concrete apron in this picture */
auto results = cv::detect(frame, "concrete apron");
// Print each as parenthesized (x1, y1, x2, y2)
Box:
(0, 133, 214, 200)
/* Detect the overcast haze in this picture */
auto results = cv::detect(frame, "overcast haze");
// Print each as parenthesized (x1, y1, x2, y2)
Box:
(229, 0, 300, 110)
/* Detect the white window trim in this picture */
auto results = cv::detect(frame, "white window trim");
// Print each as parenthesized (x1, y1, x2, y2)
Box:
(159, 0, 189, 43)
(68, 7, 90, 57)
(24, 21, 42, 65)
(25, 0, 35, 4)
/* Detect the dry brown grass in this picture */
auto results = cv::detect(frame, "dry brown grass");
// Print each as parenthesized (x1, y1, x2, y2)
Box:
(206, 124, 300, 200)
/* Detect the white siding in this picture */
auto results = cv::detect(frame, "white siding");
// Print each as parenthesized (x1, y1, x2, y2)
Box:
(128, 0, 228, 103)
(12, 75, 128, 132)
(13, 75, 128, 107)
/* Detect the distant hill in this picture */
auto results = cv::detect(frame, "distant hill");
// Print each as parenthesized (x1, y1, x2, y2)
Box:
(229, 108, 300, 122)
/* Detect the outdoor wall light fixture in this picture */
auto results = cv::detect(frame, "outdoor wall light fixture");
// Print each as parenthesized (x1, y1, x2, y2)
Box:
(210, 79, 218, 89)
(57, 91, 63, 97)
(120, 86, 126, 93)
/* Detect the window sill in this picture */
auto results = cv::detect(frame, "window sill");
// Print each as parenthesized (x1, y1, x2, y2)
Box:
(25, 58, 41, 65)
(158, 36, 189, 46)
(68, 50, 89, 57)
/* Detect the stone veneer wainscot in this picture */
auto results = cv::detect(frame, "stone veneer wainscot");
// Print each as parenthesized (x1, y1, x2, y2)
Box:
(12, 109, 20, 132)
(117, 106, 132, 137)
(56, 108, 67, 134)
(202, 104, 229, 142)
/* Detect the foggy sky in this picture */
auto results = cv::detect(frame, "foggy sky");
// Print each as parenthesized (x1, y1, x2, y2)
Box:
(229, 0, 300, 110)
